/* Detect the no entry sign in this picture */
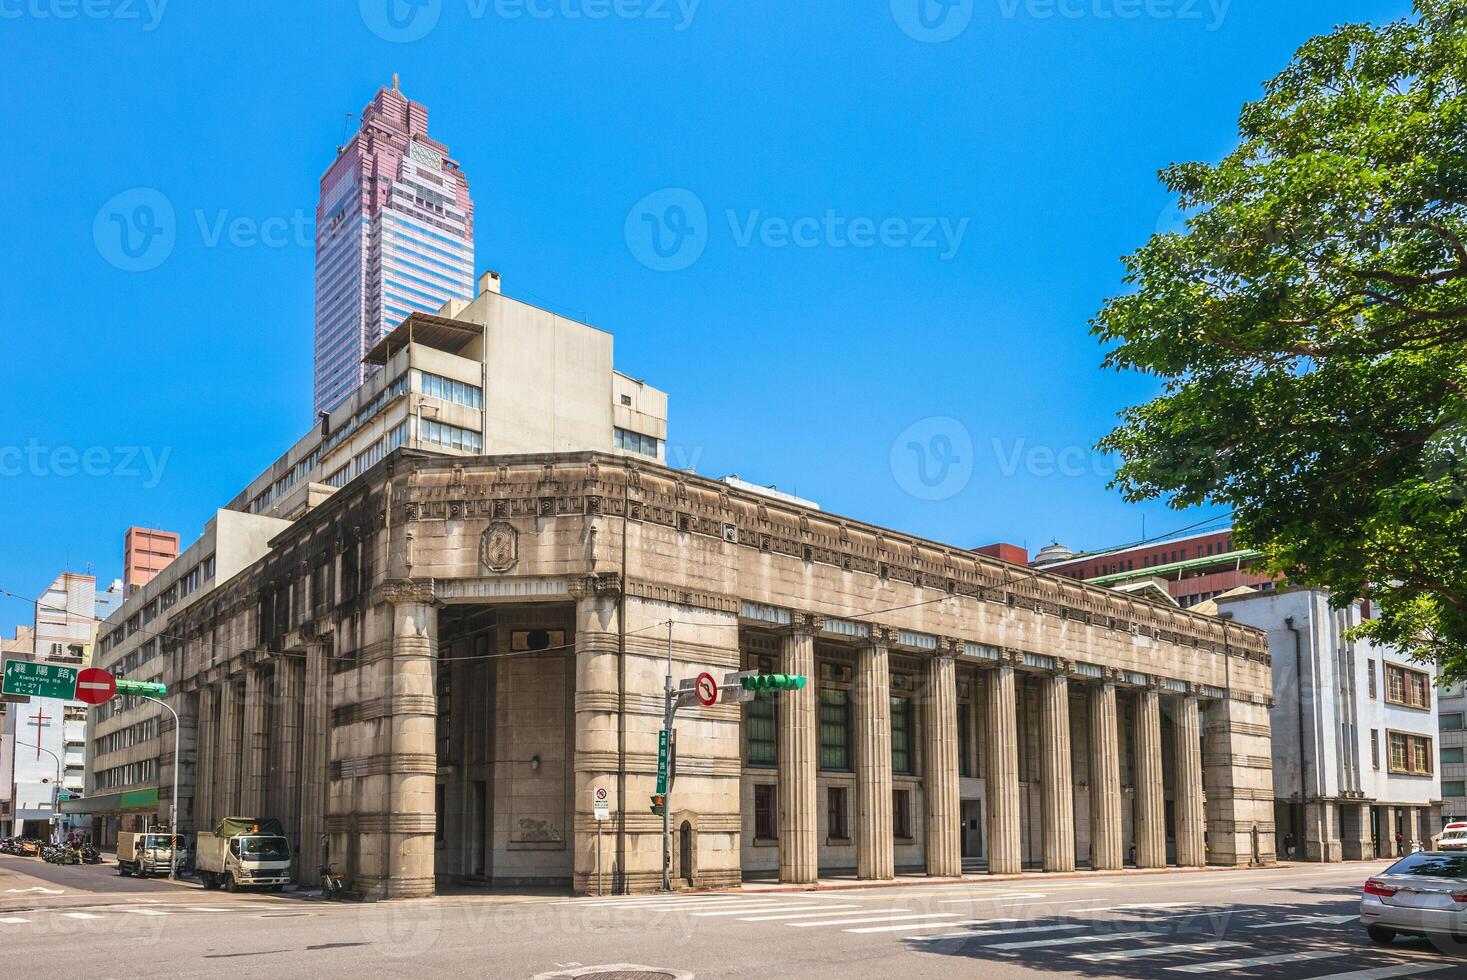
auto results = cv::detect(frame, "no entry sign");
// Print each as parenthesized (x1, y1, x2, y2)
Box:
(74, 667, 118, 705)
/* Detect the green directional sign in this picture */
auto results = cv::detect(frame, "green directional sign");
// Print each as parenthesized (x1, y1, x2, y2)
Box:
(1, 659, 78, 700)
(656, 729, 669, 795)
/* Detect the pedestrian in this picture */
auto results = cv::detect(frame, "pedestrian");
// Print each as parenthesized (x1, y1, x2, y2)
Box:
(1395, 831, 1404, 856)
(1284, 832, 1296, 861)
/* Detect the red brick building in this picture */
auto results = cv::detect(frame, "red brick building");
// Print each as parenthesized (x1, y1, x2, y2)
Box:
(122, 526, 180, 592)
(1022, 529, 1278, 609)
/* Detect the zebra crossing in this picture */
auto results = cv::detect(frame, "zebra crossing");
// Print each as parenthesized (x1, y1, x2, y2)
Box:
(549, 890, 1462, 978)
(0, 900, 309, 926)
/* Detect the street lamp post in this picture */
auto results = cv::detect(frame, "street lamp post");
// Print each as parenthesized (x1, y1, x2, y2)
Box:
(139, 695, 181, 881)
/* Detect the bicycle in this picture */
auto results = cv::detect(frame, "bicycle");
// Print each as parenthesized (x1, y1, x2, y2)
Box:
(319, 863, 346, 900)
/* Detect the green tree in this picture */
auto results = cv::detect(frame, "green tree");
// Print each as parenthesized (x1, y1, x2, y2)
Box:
(1094, 2, 1467, 678)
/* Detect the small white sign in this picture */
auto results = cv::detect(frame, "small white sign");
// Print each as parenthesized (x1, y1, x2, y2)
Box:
(593, 799, 610, 822)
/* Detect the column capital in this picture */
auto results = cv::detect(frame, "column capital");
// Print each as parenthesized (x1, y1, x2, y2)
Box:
(865, 624, 898, 648)
(938, 636, 962, 660)
(782, 612, 824, 637)
(568, 572, 623, 600)
(382, 579, 437, 606)
(1000, 648, 1025, 667)
(1051, 657, 1075, 676)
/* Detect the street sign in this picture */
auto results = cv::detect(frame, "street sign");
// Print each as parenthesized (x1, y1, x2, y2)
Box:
(656, 729, 670, 795)
(593, 798, 609, 822)
(1, 659, 78, 700)
(74, 667, 117, 705)
(694, 671, 718, 707)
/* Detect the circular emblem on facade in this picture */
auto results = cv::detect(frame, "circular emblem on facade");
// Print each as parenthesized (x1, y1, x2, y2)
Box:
(481, 521, 518, 573)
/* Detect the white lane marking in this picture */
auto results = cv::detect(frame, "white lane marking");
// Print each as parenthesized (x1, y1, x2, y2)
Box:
(1069, 902, 1194, 913)
(1073, 940, 1245, 962)
(733, 906, 867, 921)
(1167, 949, 1349, 973)
(788, 913, 958, 928)
(552, 896, 772, 908)
(186, 907, 234, 912)
(5, 887, 64, 894)
(1308, 964, 1455, 980)
(1246, 913, 1358, 929)
(989, 930, 1154, 951)
(0, 917, 30, 925)
(909, 923, 1083, 941)
(625, 900, 794, 913)
(847, 918, 1011, 935)
(60, 912, 103, 920)
(691, 903, 852, 918)
(115, 908, 172, 916)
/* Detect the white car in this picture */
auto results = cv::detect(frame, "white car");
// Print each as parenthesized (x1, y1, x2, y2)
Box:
(1437, 828, 1467, 852)
(1361, 851, 1467, 944)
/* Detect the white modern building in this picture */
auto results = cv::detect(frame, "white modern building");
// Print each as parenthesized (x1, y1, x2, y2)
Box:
(1218, 587, 1442, 861)
(314, 78, 475, 416)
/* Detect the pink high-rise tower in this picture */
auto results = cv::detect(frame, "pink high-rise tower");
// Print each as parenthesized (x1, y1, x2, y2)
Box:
(313, 78, 475, 415)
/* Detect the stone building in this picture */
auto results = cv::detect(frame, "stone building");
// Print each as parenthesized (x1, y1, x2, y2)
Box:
(154, 451, 1277, 898)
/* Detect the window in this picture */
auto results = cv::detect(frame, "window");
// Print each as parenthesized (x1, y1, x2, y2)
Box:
(957, 700, 973, 778)
(890, 693, 914, 775)
(620, 393, 632, 406)
(827, 787, 849, 841)
(614, 426, 661, 458)
(1388, 731, 1434, 775)
(1385, 664, 1431, 709)
(1443, 747, 1465, 765)
(1445, 781, 1467, 798)
(435, 784, 446, 844)
(893, 789, 912, 839)
(416, 370, 483, 410)
(818, 688, 851, 771)
(1371, 730, 1380, 770)
(754, 784, 777, 841)
(324, 464, 351, 489)
(745, 676, 777, 767)
(1367, 661, 1377, 699)
(354, 438, 386, 476)
(1444, 713, 1465, 732)
(420, 419, 483, 453)
(387, 420, 410, 452)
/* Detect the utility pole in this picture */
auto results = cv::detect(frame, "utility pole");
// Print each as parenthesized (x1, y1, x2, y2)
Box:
(661, 619, 673, 893)
(141, 695, 181, 880)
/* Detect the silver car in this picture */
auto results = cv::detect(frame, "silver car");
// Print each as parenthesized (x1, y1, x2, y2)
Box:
(1360, 851, 1467, 944)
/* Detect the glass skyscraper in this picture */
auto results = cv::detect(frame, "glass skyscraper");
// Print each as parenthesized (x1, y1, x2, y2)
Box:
(313, 80, 475, 416)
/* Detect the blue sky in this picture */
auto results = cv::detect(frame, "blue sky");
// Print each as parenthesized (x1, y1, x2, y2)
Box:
(0, 0, 1413, 629)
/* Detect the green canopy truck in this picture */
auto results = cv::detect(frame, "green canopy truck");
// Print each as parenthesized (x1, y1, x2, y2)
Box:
(195, 817, 292, 892)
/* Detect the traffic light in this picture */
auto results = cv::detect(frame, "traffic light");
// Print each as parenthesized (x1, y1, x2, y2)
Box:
(116, 680, 168, 698)
(740, 673, 808, 692)
(650, 794, 666, 816)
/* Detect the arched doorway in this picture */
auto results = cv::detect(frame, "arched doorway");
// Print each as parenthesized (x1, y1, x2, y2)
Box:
(679, 820, 695, 887)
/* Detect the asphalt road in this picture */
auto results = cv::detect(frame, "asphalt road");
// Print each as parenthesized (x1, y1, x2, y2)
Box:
(1, 855, 1461, 979)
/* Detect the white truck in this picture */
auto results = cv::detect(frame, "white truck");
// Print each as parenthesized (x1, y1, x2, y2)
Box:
(116, 831, 179, 878)
(195, 817, 292, 892)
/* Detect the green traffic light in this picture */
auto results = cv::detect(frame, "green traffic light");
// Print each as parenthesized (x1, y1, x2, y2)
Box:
(740, 674, 808, 692)
(116, 679, 168, 698)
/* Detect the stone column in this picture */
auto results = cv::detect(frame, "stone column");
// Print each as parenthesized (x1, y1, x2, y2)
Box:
(1201, 693, 1277, 867)
(379, 583, 439, 899)
(1304, 800, 1342, 862)
(1341, 802, 1374, 861)
(1175, 695, 1206, 868)
(777, 616, 819, 885)
(216, 678, 242, 817)
(1039, 671, 1075, 873)
(852, 633, 893, 881)
(194, 685, 216, 832)
(1088, 682, 1123, 871)
(572, 580, 623, 894)
(985, 664, 1022, 875)
(1407, 807, 1423, 852)
(240, 667, 269, 816)
(296, 642, 330, 887)
(274, 658, 304, 857)
(924, 648, 961, 878)
(1134, 688, 1166, 869)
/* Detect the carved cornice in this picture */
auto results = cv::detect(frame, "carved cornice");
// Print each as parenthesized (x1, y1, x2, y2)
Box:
(782, 612, 824, 637)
